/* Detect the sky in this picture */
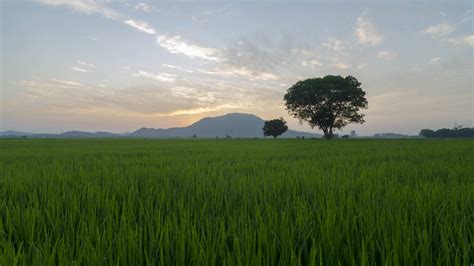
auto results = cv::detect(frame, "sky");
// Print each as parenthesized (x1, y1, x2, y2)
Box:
(1, 0, 473, 135)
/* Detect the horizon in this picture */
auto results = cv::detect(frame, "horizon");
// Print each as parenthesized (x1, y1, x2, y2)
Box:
(0, 112, 438, 136)
(1, 1, 473, 135)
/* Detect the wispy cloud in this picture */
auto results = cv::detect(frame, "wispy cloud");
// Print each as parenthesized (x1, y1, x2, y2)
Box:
(444, 34, 474, 46)
(156, 35, 222, 61)
(17, 77, 86, 98)
(123, 19, 156, 34)
(200, 66, 279, 81)
(134, 3, 156, 13)
(192, 16, 208, 24)
(162, 64, 195, 73)
(191, 7, 240, 24)
(355, 13, 383, 46)
(132, 71, 177, 82)
(302, 60, 322, 67)
(48, 78, 83, 87)
(290, 48, 315, 56)
(430, 57, 441, 63)
(16, 75, 271, 118)
(77, 61, 95, 68)
(321, 38, 345, 52)
(376, 50, 397, 60)
(424, 22, 455, 38)
(72, 66, 91, 73)
(38, 0, 119, 19)
(168, 105, 238, 116)
(462, 35, 474, 46)
(332, 62, 352, 69)
(86, 36, 99, 41)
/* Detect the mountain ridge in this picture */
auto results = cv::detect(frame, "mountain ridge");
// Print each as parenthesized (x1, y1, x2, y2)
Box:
(1, 113, 322, 138)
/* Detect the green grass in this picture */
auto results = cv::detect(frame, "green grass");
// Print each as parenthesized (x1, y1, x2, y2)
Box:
(0, 139, 473, 265)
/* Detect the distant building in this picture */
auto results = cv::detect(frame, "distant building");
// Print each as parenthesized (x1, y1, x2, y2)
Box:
(350, 130, 357, 138)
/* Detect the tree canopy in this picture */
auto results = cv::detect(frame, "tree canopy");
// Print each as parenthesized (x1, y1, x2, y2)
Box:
(263, 118, 288, 138)
(420, 127, 474, 138)
(284, 75, 367, 139)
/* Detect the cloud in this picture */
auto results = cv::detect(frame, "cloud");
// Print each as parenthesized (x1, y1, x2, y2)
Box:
(38, 0, 119, 19)
(463, 35, 474, 46)
(168, 105, 238, 116)
(48, 78, 83, 87)
(355, 13, 383, 46)
(86, 36, 99, 41)
(290, 48, 315, 56)
(17, 77, 87, 98)
(156, 35, 222, 61)
(200, 66, 279, 81)
(162, 64, 195, 73)
(214, 37, 288, 80)
(444, 35, 474, 46)
(302, 60, 322, 67)
(134, 3, 156, 12)
(376, 50, 397, 60)
(192, 16, 208, 24)
(77, 61, 95, 68)
(424, 22, 455, 38)
(321, 38, 345, 52)
(72, 67, 91, 73)
(132, 71, 177, 82)
(332, 62, 351, 69)
(17, 75, 271, 118)
(430, 57, 441, 63)
(123, 19, 156, 34)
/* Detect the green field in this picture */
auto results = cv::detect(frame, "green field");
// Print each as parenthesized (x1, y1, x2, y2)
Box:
(0, 139, 473, 265)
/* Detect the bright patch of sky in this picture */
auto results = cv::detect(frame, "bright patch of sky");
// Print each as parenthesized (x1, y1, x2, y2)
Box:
(1, 0, 472, 135)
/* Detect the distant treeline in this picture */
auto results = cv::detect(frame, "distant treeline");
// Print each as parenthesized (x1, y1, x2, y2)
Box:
(420, 127, 474, 138)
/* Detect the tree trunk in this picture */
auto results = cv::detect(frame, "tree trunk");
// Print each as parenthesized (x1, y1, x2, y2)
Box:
(322, 128, 331, 140)
(322, 128, 333, 140)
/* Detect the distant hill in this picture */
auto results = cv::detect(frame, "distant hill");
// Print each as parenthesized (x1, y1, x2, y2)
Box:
(372, 132, 420, 139)
(131, 113, 322, 138)
(0, 130, 124, 138)
(0, 130, 34, 137)
(1, 113, 322, 139)
(59, 131, 119, 138)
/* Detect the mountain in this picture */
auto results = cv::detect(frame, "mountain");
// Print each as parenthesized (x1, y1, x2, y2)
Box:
(1, 113, 322, 138)
(0, 130, 34, 137)
(59, 131, 119, 138)
(131, 113, 321, 138)
(0, 130, 121, 138)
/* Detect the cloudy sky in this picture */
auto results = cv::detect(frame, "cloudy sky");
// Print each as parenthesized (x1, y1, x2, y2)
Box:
(1, 0, 473, 135)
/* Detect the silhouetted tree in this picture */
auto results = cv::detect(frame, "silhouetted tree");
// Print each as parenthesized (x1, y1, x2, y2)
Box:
(263, 118, 288, 138)
(419, 127, 474, 138)
(419, 129, 435, 138)
(284, 75, 368, 139)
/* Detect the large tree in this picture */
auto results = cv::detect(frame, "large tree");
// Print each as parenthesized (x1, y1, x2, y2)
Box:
(263, 118, 288, 138)
(284, 75, 367, 139)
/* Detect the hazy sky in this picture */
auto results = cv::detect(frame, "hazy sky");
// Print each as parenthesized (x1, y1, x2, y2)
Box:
(1, 0, 473, 135)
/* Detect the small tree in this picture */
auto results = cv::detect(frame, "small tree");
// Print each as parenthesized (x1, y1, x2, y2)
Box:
(419, 129, 435, 138)
(263, 118, 288, 138)
(284, 75, 368, 139)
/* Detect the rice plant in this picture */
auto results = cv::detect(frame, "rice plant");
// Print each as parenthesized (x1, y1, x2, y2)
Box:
(0, 139, 472, 265)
